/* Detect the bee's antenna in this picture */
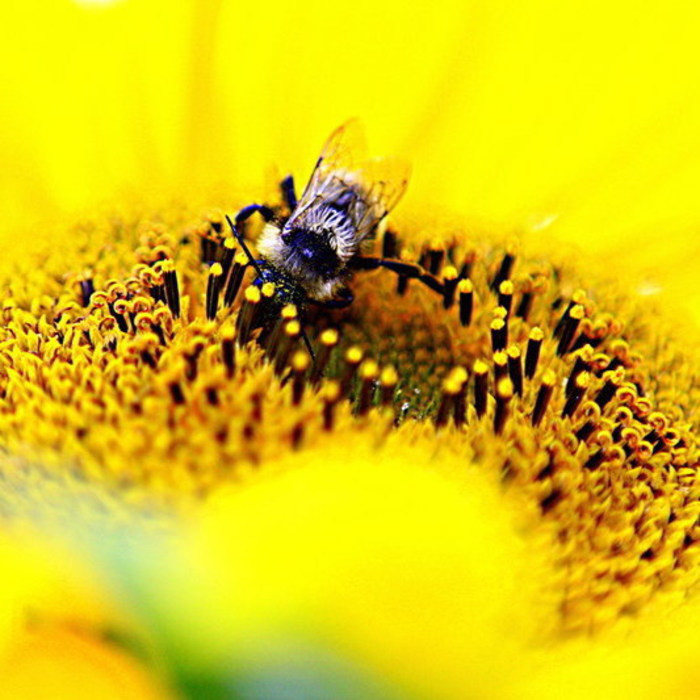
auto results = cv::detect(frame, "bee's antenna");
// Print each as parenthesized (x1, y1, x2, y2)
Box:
(225, 215, 263, 277)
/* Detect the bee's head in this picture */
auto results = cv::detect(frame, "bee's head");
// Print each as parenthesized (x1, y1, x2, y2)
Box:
(282, 227, 340, 279)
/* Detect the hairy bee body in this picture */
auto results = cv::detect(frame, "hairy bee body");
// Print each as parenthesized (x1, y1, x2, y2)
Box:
(254, 120, 410, 304)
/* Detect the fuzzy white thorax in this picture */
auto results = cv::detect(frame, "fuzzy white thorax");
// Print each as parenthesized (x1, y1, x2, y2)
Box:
(257, 221, 343, 301)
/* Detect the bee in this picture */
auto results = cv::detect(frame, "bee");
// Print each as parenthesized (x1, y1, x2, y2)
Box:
(226, 120, 444, 352)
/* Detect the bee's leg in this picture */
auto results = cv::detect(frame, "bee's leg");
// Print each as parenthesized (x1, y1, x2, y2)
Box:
(234, 204, 275, 227)
(309, 288, 355, 309)
(299, 326, 316, 361)
(280, 175, 297, 211)
(350, 256, 444, 295)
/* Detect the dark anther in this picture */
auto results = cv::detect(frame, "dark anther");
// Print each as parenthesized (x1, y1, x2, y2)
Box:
(515, 291, 533, 321)
(458, 279, 473, 326)
(490, 252, 515, 292)
(524, 329, 543, 379)
(382, 230, 398, 259)
(531, 371, 555, 427)
(507, 347, 523, 397)
(79, 278, 95, 307)
(473, 361, 488, 419)
(540, 489, 562, 514)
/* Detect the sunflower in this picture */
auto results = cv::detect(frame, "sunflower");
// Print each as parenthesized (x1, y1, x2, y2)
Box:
(1, 0, 700, 698)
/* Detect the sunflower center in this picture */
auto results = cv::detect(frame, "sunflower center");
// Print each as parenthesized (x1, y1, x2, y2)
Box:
(0, 205, 698, 633)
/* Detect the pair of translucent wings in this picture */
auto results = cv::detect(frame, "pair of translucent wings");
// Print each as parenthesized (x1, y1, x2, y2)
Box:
(290, 119, 411, 243)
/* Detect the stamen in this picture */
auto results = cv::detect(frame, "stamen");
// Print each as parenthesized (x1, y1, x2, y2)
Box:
(205, 263, 224, 321)
(493, 350, 508, 383)
(473, 360, 488, 418)
(525, 327, 544, 379)
(565, 348, 593, 397)
(562, 371, 590, 418)
(498, 280, 514, 318)
(110, 299, 130, 333)
(491, 249, 515, 291)
(250, 392, 263, 423)
(515, 284, 533, 321)
(152, 283, 167, 305)
(532, 369, 555, 427)
(290, 351, 310, 406)
(221, 324, 236, 378)
(594, 371, 622, 410)
(310, 328, 339, 385)
(165, 365, 186, 405)
(379, 365, 398, 408)
(575, 420, 596, 442)
(553, 289, 587, 338)
(584, 450, 606, 470)
(437, 367, 467, 428)
(442, 266, 459, 310)
(78, 275, 95, 307)
(458, 250, 475, 280)
(506, 345, 523, 397)
(273, 319, 300, 374)
(490, 317, 507, 352)
(137, 334, 158, 369)
(206, 386, 219, 406)
(494, 378, 513, 435)
(557, 304, 585, 356)
(220, 237, 236, 280)
(223, 252, 248, 307)
(291, 422, 304, 450)
(236, 286, 261, 346)
(321, 380, 341, 431)
(341, 346, 364, 397)
(151, 318, 167, 346)
(451, 367, 468, 426)
(540, 489, 563, 514)
(208, 211, 224, 234)
(357, 360, 379, 416)
(199, 229, 217, 265)
(184, 337, 206, 381)
(458, 279, 474, 326)
(162, 261, 181, 319)
(428, 247, 444, 275)
(264, 304, 298, 357)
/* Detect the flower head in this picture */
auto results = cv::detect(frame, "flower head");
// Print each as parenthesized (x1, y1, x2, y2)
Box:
(0, 191, 698, 695)
(2, 0, 700, 697)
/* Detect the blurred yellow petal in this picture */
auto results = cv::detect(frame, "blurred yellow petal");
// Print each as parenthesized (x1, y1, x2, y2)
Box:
(101, 449, 550, 699)
(2, 0, 700, 698)
(0, 627, 171, 700)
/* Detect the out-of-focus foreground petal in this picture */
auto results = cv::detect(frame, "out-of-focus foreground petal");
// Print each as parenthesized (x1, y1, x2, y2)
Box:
(99, 448, 551, 699)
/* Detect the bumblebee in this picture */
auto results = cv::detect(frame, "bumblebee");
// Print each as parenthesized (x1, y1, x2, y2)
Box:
(227, 120, 445, 351)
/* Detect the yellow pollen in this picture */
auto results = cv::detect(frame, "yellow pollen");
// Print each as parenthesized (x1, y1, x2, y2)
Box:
(443, 265, 458, 281)
(380, 365, 399, 386)
(498, 280, 514, 295)
(261, 282, 276, 298)
(458, 278, 473, 293)
(359, 360, 380, 380)
(281, 304, 298, 320)
(321, 328, 340, 346)
(244, 286, 261, 303)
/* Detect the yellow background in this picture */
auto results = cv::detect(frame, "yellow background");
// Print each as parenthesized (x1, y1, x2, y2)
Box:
(2, 0, 700, 267)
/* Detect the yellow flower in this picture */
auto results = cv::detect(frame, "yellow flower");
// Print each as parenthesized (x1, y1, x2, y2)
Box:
(1, 0, 700, 698)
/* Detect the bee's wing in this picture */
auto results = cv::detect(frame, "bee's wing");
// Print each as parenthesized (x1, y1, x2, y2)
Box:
(297, 118, 368, 204)
(295, 120, 411, 242)
(356, 155, 411, 219)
